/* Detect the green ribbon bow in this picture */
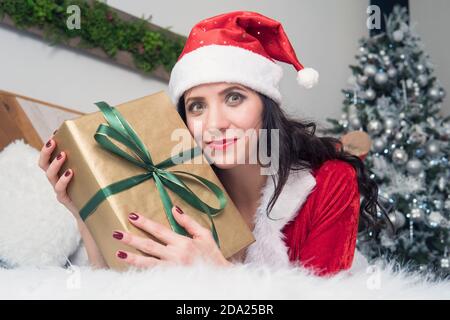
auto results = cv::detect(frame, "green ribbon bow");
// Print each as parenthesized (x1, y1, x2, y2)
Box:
(79, 101, 227, 248)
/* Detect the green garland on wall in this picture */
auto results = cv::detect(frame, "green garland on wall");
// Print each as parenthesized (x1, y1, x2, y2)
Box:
(0, 0, 186, 76)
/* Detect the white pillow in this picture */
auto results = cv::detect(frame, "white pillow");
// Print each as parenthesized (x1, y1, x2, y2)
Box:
(0, 140, 80, 267)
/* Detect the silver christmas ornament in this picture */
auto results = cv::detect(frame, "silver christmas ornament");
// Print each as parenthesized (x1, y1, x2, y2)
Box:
(428, 211, 445, 227)
(367, 120, 383, 135)
(395, 132, 404, 142)
(372, 138, 386, 152)
(441, 258, 449, 269)
(387, 67, 397, 78)
(384, 118, 396, 130)
(365, 88, 376, 100)
(426, 140, 440, 156)
(406, 158, 423, 175)
(363, 64, 377, 77)
(400, 22, 409, 33)
(392, 30, 404, 42)
(428, 87, 441, 101)
(416, 64, 425, 73)
(375, 71, 388, 85)
(359, 46, 368, 55)
(349, 116, 361, 129)
(388, 211, 406, 229)
(417, 74, 428, 87)
(439, 88, 446, 99)
(392, 148, 408, 165)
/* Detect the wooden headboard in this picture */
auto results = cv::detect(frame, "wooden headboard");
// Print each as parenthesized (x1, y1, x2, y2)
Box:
(0, 90, 85, 151)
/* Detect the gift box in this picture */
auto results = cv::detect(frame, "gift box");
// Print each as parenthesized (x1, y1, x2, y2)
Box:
(53, 91, 255, 270)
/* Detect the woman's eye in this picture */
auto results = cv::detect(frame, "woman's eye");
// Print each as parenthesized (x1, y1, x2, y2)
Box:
(188, 103, 204, 113)
(227, 93, 244, 105)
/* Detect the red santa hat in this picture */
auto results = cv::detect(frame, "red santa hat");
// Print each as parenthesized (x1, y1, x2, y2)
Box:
(168, 10, 319, 106)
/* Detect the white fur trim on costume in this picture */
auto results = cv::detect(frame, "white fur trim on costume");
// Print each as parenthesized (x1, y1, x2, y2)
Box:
(168, 44, 284, 106)
(242, 169, 316, 269)
(297, 67, 319, 89)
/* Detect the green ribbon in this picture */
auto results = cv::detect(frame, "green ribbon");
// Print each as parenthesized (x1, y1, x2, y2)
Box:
(79, 101, 227, 248)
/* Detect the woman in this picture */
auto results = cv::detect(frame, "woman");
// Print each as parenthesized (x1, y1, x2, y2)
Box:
(38, 11, 385, 276)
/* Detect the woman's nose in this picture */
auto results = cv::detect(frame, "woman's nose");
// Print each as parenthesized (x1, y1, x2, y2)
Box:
(205, 103, 230, 131)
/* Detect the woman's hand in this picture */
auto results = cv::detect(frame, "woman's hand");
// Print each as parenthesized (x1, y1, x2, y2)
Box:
(113, 205, 233, 268)
(38, 130, 108, 268)
(38, 131, 79, 219)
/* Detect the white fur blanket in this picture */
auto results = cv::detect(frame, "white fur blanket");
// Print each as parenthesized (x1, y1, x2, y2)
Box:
(0, 140, 449, 299)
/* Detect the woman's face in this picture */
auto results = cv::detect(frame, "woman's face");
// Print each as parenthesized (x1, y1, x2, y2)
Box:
(183, 82, 264, 169)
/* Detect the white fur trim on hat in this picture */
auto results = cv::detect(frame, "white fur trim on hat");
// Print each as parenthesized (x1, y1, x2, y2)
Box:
(169, 44, 284, 106)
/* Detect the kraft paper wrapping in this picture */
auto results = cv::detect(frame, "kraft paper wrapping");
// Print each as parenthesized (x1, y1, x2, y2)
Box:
(53, 91, 255, 270)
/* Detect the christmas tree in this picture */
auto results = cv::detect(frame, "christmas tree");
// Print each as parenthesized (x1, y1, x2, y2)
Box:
(325, 6, 449, 277)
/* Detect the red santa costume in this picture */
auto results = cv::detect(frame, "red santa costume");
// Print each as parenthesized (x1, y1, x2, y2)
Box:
(168, 11, 361, 276)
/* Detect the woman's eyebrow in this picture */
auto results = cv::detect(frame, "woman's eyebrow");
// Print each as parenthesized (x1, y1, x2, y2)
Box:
(218, 85, 247, 96)
(185, 86, 247, 105)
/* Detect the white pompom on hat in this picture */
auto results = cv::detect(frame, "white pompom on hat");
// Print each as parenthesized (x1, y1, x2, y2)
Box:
(168, 10, 319, 106)
(297, 67, 320, 89)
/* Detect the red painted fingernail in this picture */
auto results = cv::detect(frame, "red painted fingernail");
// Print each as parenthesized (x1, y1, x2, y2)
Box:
(129, 213, 139, 220)
(46, 140, 52, 148)
(175, 205, 184, 214)
(64, 169, 71, 177)
(117, 251, 127, 259)
(112, 231, 123, 240)
(56, 153, 63, 160)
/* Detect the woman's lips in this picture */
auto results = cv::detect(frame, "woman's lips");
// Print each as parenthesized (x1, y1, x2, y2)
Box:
(207, 137, 239, 150)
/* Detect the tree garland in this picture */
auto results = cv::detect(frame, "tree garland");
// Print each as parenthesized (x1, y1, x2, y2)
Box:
(0, 0, 186, 76)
